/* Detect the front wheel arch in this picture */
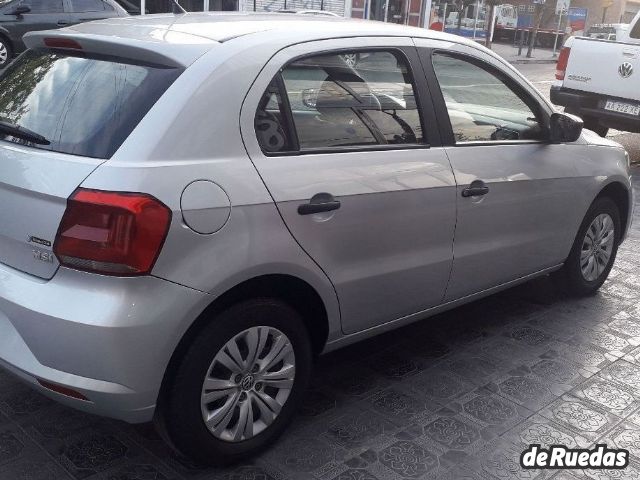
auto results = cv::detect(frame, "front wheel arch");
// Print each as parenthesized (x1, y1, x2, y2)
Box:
(595, 182, 630, 244)
(555, 195, 622, 295)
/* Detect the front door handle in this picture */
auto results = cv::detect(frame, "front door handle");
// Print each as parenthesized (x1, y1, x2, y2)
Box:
(57, 20, 69, 26)
(461, 180, 489, 198)
(298, 193, 341, 215)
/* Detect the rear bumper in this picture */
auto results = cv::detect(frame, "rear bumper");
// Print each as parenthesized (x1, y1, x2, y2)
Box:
(0, 264, 208, 423)
(551, 86, 640, 133)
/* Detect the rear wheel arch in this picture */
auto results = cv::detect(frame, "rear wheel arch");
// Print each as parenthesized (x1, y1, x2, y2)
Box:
(157, 274, 329, 404)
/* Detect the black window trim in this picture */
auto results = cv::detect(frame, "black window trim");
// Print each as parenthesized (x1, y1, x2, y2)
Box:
(274, 72, 300, 151)
(423, 48, 553, 148)
(256, 45, 439, 157)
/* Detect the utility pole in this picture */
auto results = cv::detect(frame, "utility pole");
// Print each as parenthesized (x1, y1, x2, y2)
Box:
(473, 0, 480, 39)
(553, 0, 569, 57)
(485, 0, 499, 49)
(552, 10, 563, 56)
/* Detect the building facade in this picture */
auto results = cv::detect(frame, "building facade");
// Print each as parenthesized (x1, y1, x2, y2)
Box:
(132, 0, 638, 35)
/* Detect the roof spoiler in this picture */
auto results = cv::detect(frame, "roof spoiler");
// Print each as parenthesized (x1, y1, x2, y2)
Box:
(24, 30, 214, 68)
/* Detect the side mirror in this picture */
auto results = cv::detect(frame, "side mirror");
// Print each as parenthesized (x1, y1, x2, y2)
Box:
(549, 112, 583, 143)
(6, 5, 31, 15)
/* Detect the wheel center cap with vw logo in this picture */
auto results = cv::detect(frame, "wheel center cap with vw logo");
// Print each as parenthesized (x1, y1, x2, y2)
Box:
(240, 374, 255, 391)
(619, 62, 634, 78)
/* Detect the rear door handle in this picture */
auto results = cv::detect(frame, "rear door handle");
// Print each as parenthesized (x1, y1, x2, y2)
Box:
(461, 180, 489, 197)
(57, 21, 69, 26)
(298, 193, 341, 215)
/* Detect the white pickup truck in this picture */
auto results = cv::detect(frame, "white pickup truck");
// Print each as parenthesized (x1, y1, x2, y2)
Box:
(551, 11, 640, 137)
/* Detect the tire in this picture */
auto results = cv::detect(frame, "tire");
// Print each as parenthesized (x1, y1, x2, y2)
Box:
(0, 37, 11, 70)
(583, 117, 609, 137)
(157, 298, 312, 465)
(556, 197, 621, 296)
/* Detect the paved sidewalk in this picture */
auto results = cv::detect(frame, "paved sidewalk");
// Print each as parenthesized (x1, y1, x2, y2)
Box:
(484, 41, 559, 65)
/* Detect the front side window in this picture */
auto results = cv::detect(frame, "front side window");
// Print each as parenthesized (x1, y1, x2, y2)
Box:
(432, 53, 544, 143)
(255, 50, 424, 153)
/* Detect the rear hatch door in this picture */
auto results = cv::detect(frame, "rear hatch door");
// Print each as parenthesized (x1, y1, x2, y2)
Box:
(0, 43, 183, 279)
(0, 148, 100, 279)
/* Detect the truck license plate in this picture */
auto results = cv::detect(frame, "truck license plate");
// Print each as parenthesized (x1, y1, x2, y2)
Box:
(604, 100, 640, 116)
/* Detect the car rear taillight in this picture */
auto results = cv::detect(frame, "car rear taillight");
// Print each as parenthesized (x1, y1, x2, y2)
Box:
(555, 47, 571, 80)
(44, 38, 83, 50)
(53, 189, 171, 276)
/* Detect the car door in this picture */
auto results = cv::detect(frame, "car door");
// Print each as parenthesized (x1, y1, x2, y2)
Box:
(6, 0, 69, 48)
(66, 0, 116, 24)
(416, 40, 583, 301)
(241, 37, 457, 335)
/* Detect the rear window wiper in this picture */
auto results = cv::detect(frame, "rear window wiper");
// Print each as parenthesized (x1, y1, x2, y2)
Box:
(0, 120, 50, 145)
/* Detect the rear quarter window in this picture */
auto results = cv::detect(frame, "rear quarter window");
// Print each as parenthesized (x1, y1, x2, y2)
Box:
(0, 50, 181, 158)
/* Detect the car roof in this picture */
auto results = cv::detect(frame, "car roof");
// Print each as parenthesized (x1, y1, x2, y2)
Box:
(24, 12, 486, 67)
(61, 12, 477, 44)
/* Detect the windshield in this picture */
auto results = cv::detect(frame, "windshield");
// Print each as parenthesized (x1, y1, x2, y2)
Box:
(0, 50, 181, 158)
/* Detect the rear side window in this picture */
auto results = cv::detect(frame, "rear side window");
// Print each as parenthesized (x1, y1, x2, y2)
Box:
(0, 50, 180, 158)
(254, 50, 424, 153)
(255, 77, 297, 153)
(631, 21, 640, 39)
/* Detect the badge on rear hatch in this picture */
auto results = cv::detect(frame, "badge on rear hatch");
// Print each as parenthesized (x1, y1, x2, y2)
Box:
(28, 236, 52, 247)
(32, 250, 54, 263)
(619, 62, 634, 78)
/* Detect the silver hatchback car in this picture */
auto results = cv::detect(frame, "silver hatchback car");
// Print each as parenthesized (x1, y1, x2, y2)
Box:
(0, 13, 633, 464)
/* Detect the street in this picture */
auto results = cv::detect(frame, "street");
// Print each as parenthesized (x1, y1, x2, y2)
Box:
(516, 61, 640, 163)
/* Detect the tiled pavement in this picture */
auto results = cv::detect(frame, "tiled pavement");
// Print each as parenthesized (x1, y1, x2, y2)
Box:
(1, 170, 640, 480)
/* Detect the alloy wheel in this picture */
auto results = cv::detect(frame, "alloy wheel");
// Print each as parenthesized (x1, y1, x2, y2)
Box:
(580, 213, 615, 282)
(200, 326, 296, 443)
(342, 53, 358, 68)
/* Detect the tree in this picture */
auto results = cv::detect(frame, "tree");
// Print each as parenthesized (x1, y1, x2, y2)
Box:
(526, 1, 552, 58)
(0, 53, 56, 124)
